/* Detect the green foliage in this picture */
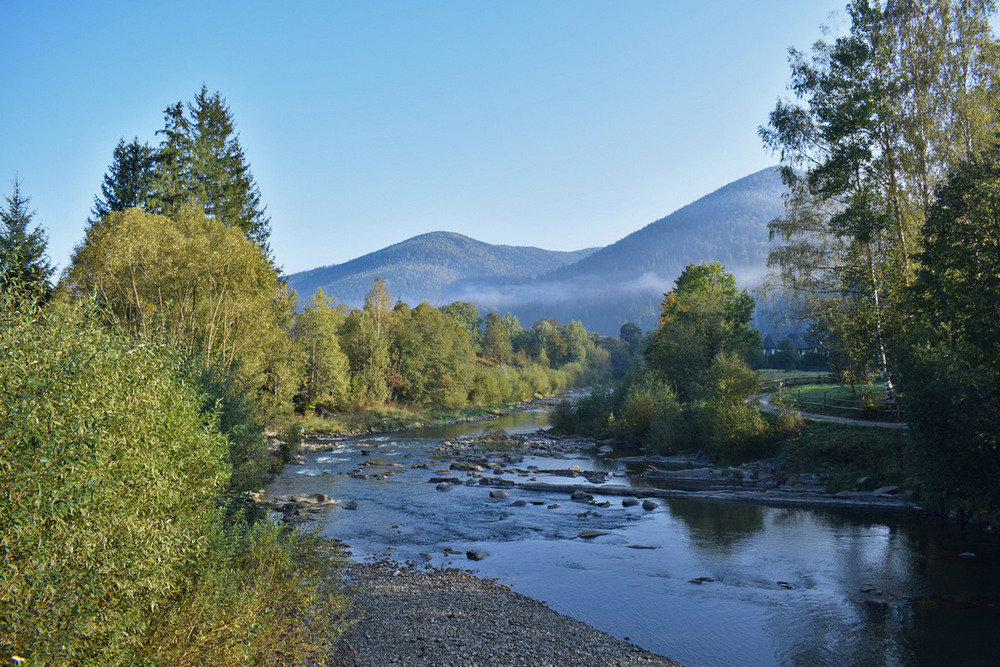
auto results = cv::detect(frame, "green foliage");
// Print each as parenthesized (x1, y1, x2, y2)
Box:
(647, 262, 760, 397)
(90, 137, 156, 222)
(0, 296, 229, 660)
(760, 0, 1000, 397)
(481, 311, 514, 365)
(0, 179, 52, 300)
(773, 337, 801, 371)
(293, 288, 350, 412)
(391, 302, 476, 406)
(0, 295, 347, 664)
(897, 146, 1000, 517)
(694, 353, 769, 462)
(61, 206, 294, 418)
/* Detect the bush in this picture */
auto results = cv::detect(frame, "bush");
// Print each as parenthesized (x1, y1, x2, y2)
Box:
(0, 296, 348, 664)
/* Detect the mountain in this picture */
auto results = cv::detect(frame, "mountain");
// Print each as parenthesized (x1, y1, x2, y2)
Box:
(286, 231, 599, 306)
(456, 167, 787, 334)
(285, 168, 787, 336)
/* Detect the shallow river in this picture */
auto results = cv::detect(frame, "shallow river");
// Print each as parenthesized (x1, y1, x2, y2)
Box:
(270, 410, 1000, 666)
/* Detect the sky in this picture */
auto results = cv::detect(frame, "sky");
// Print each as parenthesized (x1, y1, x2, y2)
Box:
(3, 0, 843, 276)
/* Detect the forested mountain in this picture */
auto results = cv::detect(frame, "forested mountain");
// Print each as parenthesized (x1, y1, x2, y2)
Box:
(459, 168, 786, 334)
(287, 168, 786, 335)
(286, 231, 598, 306)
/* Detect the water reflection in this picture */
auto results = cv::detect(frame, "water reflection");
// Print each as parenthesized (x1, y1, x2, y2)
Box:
(668, 499, 766, 553)
(274, 410, 1000, 666)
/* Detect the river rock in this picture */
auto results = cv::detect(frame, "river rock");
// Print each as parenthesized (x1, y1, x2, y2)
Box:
(642, 499, 659, 511)
(570, 490, 593, 503)
(450, 461, 483, 472)
(436, 482, 454, 492)
(578, 529, 608, 539)
(622, 498, 639, 507)
(874, 485, 900, 495)
(466, 551, 486, 561)
(288, 493, 331, 504)
(342, 500, 359, 510)
(489, 489, 509, 498)
(428, 476, 462, 484)
(510, 499, 527, 506)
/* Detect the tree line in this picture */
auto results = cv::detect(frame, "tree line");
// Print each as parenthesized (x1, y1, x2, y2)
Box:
(759, 0, 1000, 517)
(0, 86, 612, 664)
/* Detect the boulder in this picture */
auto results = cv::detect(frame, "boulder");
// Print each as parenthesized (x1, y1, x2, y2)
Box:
(642, 499, 659, 511)
(570, 490, 593, 503)
(873, 485, 900, 495)
(622, 498, 639, 507)
(342, 500, 359, 510)
(489, 489, 509, 498)
(466, 551, 486, 561)
(510, 499, 527, 507)
(578, 529, 608, 539)
(428, 476, 462, 484)
(436, 482, 454, 492)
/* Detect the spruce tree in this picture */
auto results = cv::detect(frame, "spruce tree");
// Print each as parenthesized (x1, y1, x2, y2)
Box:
(0, 179, 53, 299)
(90, 137, 156, 222)
(185, 86, 271, 254)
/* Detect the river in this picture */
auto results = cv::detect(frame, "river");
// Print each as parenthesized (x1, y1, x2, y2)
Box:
(269, 409, 1000, 666)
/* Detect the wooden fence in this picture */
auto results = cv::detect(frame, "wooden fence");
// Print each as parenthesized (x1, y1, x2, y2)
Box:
(766, 381, 904, 422)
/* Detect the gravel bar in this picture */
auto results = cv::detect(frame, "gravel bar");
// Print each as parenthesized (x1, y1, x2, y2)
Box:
(328, 560, 682, 666)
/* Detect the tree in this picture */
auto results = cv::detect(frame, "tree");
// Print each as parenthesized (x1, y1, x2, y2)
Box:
(773, 337, 801, 371)
(140, 88, 271, 254)
(90, 138, 156, 222)
(61, 206, 292, 408)
(0, 179, 52, 299)
(897, 146, 1000, 515)
(439, 301, 482, 352)
(647, 262, 760, 397)
(760, 0, 1000, 401)
(481, 311, 513, 365)
(391, 302, 476, 406)
(292, 288, 350, 411)
(185, 87, 271, 252)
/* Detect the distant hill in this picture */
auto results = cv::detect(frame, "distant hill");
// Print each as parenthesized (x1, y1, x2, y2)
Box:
(286, 231, 599, 306)
(459, 167, 787, 334)
(285, 168, 787, 336)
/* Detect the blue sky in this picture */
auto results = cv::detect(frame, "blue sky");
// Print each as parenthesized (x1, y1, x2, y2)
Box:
(3, 1, 840, 275)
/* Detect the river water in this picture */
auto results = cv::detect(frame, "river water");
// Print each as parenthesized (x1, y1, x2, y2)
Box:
(270, 410, 1000, 666)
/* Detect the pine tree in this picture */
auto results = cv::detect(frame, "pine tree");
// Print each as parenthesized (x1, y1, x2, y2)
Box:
(90, 138, 156, 222)
(149, 102, 190, 218)
(144, 88, 272, 256)
(0, 179, 53, 299)
(185, 87, 271, 253)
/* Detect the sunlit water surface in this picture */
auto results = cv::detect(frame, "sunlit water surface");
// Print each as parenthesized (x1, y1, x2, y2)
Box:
(270, 411, 1000, 666)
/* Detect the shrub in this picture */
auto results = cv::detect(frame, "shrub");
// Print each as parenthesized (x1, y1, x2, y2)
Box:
(0, 296, 348, 664)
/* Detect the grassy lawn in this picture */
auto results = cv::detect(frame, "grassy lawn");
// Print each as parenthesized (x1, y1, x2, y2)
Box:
(774, 382, 903, 421)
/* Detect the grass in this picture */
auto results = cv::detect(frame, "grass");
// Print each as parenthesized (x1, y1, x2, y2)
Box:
(776, 417, 912, 492)
(295, 402, 516, 436)
(773, 382, 903, 421)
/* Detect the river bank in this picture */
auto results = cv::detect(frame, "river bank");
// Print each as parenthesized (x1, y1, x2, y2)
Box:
(328, 559, 681, 666)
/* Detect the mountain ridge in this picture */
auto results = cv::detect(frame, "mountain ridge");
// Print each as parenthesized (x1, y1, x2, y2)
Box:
(285, 167, 786, 335)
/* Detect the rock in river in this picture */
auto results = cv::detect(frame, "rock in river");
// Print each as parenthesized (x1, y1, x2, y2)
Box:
(578, 530, 608, 539)
(622, 497, 639, 507)
(642, 499, 659, 511)
(436, 482, 454, 492)
(466, 551, 486, 561)
(489, 489, 509, 498)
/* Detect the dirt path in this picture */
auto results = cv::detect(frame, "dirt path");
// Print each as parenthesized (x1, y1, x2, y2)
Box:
(755, 394, 909, 429)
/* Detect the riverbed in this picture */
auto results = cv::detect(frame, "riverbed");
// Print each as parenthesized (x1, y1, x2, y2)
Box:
(269, 410, 1000, 667)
